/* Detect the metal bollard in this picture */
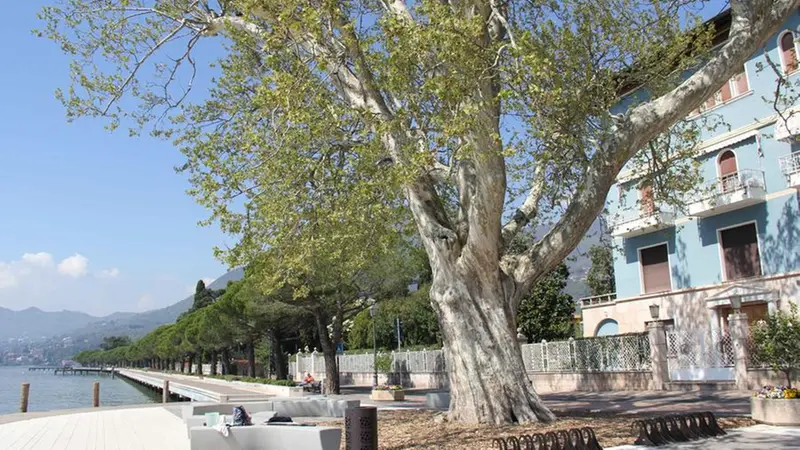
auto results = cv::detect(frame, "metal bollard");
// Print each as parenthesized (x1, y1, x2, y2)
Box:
(20, 383, 30, 413)
(345, 406, 378, 450)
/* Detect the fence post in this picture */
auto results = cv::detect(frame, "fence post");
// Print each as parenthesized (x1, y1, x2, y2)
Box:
(311, 349, 317, 377)
(728, 312, 751, 390)
(647, 321, 669, 390)
(541, 340, 548, 372)
(162, 380, 170, 403)
(568, 337, 576, 371)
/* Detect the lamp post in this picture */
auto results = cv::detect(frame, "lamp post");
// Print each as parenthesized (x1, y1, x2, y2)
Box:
(369, 303, 378, 388)
(649, 303, 660, 322)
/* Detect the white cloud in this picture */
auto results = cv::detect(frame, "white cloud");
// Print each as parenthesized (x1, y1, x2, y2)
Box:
(22, 252, 54, 268)
(0, 263, 17, 289)
(97, 268, 121, 279)
(58, 254, 89, 278)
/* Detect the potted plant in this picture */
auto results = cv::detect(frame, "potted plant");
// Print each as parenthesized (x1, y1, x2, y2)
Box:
(749, 303, 800, 425)
(370, 384, 405, 401)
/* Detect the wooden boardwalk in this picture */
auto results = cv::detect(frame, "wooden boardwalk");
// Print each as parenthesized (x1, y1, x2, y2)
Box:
(116, 369, 272, 403)
(0, 407, 188, 450)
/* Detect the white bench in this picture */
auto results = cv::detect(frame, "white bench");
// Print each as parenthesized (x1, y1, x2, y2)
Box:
(184, 410, 278, 437)
(189, 424, 342, 450)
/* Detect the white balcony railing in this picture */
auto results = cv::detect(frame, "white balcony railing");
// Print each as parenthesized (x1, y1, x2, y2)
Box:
(580, 293, 617, 308)
(779, 152, 800, 187)
(687, 169, 766, 217)
(608, 207, 676, 238)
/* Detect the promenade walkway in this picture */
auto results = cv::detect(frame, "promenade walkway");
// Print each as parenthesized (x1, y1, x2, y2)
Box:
(116, 369, 272, 403)
(0, 406, 188, 450)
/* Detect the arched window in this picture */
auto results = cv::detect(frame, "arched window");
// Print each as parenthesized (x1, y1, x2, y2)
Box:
(596, 319, 619, 337)
(780, 31, 798, 73)
(718, 150, 738, 192)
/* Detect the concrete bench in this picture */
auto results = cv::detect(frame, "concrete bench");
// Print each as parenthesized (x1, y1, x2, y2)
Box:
(181, 402, 276, 420)
(189, 424, 342, 450)
(184, 410, 278, 437)
(425, 392, 450, 409)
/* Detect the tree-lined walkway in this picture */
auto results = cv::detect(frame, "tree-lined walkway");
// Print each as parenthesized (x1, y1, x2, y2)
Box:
(116, 369, 273, 403)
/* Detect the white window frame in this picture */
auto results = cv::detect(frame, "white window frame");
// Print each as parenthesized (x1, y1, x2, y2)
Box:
(716, 220, 765, 282)
(637, 241, 673, 295)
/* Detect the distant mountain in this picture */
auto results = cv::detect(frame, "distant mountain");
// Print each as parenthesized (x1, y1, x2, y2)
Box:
(62, 268, 245, 343)
(0, 268, 245, 344)
(0, 307, 99, 341)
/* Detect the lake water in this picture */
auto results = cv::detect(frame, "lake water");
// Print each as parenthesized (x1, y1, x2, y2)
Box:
(0, 366, 159, 414)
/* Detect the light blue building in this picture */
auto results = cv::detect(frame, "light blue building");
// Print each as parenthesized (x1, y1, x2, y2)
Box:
(582, 9, 800, 338)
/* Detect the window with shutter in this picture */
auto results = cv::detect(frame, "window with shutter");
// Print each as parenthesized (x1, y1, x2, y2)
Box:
(781, 32, 798, 73)
(720, 223, 762, 281)
(640, 244, 671, 294)
(733, 71, 749, 95)
(639, 184, 655, 215)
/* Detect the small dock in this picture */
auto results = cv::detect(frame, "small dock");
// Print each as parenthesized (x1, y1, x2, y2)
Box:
(27, 367, 59, 372)
(115, 369, 272, 403)
(52, 367, 116, 375)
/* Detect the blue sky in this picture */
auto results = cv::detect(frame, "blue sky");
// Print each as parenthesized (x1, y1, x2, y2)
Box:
(0, 1, 230, 315)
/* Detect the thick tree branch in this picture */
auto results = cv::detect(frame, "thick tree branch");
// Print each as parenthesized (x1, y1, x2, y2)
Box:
(501, 161, 546, 247)
(515, 0, 800, 290)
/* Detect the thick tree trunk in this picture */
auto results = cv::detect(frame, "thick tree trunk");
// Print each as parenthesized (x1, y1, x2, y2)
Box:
(247, 339, 256, 377)
(210, 350, 218, 376)
(429, 269, 555, 425)
(195, 352, 203, 376)
(313, 310, 340, 394)
(221, 348, 232, 375)
(269, 331, 288, 380)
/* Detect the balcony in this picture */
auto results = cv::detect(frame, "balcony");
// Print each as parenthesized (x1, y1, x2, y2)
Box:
(686, 169, 766, 218)
(779, 152, 800, 188)
(580, 293, 617, 308)
(609, 208, 676, 238)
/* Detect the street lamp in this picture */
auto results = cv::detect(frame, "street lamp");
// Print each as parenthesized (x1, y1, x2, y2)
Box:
(649, 303, 660, 321)
(369, 303, 378, 388)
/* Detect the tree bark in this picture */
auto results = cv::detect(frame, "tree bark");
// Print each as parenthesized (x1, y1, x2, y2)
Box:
(427, 262, 555, 425)
(313, 310, 341, 394)
(269, 331, 288, 380)
(195, 352, 203, 376)
(247, 339, 256, 377)
(209, 350, 218, 376)
(221, 348, 232, 375)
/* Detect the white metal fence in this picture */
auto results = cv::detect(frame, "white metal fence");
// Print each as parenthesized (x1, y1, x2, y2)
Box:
(666, 329, 734, 381)
(293, 332, 651, 377)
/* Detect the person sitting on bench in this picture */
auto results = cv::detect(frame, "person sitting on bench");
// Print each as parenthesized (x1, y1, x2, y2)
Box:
(299, 373, 315, 387)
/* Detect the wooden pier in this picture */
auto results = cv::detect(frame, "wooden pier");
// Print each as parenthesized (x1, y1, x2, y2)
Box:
(53, 367, 116, 375)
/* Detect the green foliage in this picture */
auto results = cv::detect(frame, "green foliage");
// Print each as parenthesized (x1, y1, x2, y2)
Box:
(375, 354, 393, 373)
(586, 245, 616, 296)
(517, 264, 576, 343)
(750, 303, 800, 388)
(347, 285, 440, 350)
(100, 336, 132, 351)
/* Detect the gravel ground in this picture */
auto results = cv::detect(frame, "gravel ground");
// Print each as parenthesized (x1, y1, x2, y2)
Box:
(313, 410, 756, 449)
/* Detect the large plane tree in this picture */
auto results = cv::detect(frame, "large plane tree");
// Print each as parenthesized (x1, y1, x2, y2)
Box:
(40, 0, 800, 424)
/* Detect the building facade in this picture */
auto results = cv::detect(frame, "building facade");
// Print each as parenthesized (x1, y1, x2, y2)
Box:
(582, 10, 800, 338)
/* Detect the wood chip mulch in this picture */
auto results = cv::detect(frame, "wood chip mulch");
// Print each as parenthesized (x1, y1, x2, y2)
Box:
(311, 409, 755, 449)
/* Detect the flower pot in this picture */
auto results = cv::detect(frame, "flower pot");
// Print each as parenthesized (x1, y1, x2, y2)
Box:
(370, 389, 405, 401)
(751, 397, 800, 426)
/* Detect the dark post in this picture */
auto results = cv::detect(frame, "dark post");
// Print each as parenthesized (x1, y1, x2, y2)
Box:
(370, 304, 378, 387)
(345, 406, 377, 450)
(92, 382, 100, 407)
(20, 383, 30, 413)
(162, 380, 170, 403)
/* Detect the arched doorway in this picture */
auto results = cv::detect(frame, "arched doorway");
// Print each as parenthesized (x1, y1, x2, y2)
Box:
(596, 319, 619, 337)
(718, 150, 738, 193)
(780, 31, 798, 73)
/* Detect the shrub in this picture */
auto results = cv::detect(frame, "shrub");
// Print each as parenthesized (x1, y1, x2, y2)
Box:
(373, 384, 403, 391)
(750, 303, 800, 388)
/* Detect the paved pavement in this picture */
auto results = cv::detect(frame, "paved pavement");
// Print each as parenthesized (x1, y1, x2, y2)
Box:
(340, 387, 753, 416)
(610, 424, 800, 449)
